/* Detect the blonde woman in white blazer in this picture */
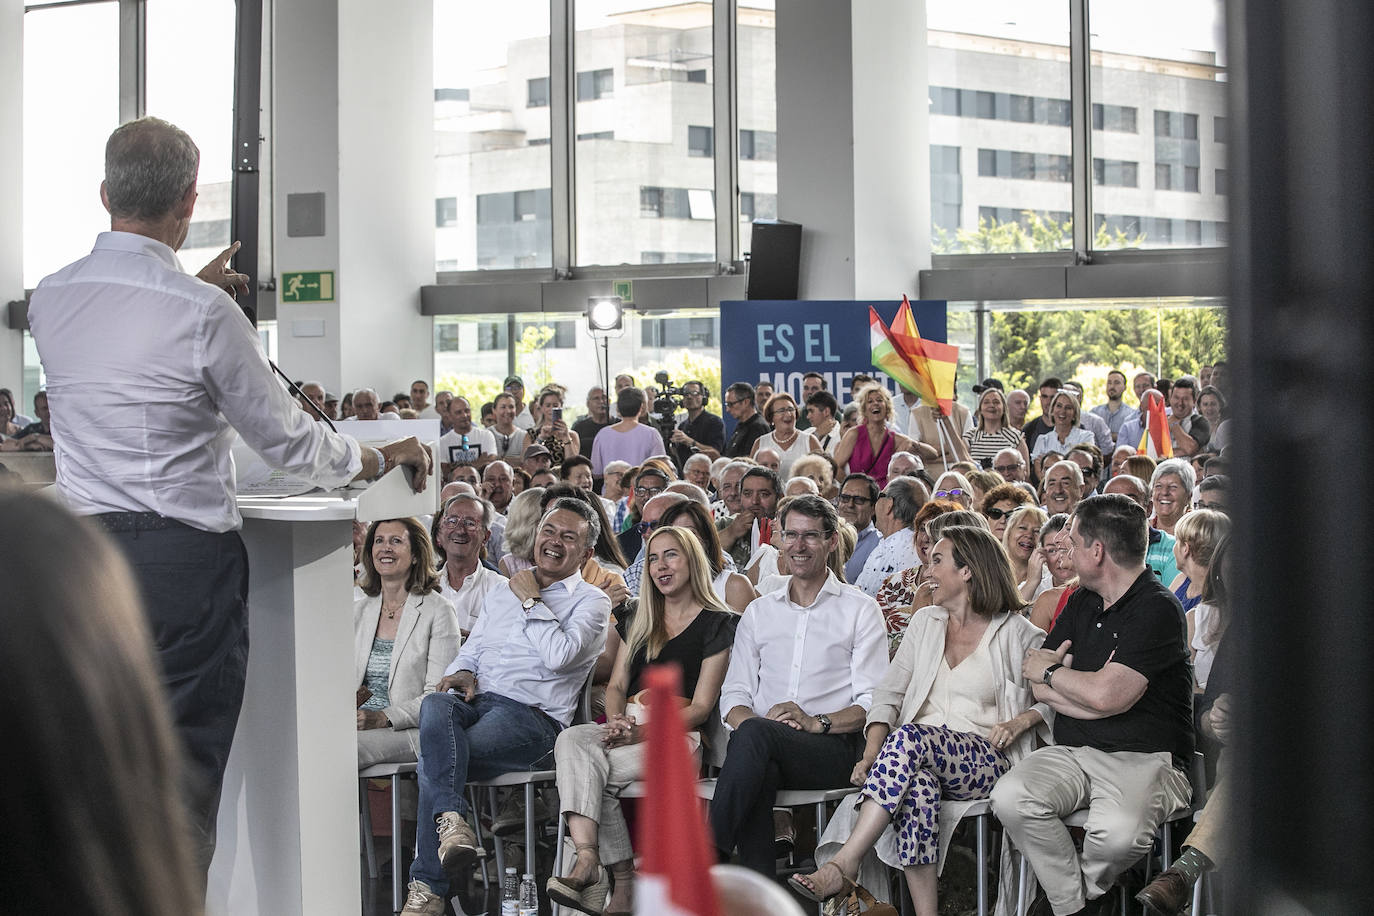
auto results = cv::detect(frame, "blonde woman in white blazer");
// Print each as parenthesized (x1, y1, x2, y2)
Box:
(355, 517, 461, 767)
(793, 525, 1052, 916)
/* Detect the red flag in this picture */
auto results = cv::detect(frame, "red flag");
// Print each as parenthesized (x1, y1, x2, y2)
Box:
(890, 296, 960, 415)
(1136, 389, 1173, 459)
(634, 665, 721, 916)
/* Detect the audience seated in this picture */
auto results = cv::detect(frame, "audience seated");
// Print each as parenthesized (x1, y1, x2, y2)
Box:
(1, 490, 201, 914)
(355, 517, 460, 768)
(0, 389, 54, 451)
(871, 499, 961, 648)
(931, 470, 974, 509)
(1041, 459, 1086, 517)
(547, 526, 738, 915)
(978, 481, 1034, 542)
(1149, 458, 1195, 537)
(964, 387, 1029, 470)
(0, 388, 22, 440)
(1029, 390, 1094, 466)
(750, 393, 822, 479)
(834, 384, 924, 488)
(661, 499, 758, 613)
(497, 488, 548, 577)
(797, 525, 1049, 915)
(1166, 509, 1231, 691)
(854, 477, 933, 597)
(1003, 505, 1052, 602)
(716, 466, 781, 576)
(790, 452, 838, 500)
(434, 494, 507, 636)
(1027, 514, 1078, 633)
(992, 494, 1194, 916)
(401, 498, 611, 916)
(710, 495, 889, 877)
(837, 473, 882, 584)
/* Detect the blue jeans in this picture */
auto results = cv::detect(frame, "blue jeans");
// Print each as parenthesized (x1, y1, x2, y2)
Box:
(411, 691, 561, 894)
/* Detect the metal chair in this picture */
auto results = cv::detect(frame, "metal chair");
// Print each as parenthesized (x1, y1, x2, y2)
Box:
(359, 760, 418, 916)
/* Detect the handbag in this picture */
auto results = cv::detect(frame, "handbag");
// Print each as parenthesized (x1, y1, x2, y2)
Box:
(826, 880, 899, 916)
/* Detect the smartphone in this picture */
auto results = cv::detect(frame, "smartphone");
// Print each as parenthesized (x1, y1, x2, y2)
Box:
(552, 407, 563, 421)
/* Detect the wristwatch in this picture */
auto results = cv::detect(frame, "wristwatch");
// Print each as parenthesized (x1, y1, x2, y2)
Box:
(521, 596, 541, 613)
(1043, 663, 1064, 686)
(816, 713, 832, 734)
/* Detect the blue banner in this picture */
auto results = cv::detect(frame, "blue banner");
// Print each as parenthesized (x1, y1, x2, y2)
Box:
(719, 299, 948, 408)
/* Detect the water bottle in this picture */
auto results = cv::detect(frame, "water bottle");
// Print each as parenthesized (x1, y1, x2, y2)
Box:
(518, 873, 537, 915)
(500, 867, 519, 916)
(461, 433, 471, 464)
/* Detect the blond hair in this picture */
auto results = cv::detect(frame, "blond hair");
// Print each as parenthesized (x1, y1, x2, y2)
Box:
(628, 527, 731, 664)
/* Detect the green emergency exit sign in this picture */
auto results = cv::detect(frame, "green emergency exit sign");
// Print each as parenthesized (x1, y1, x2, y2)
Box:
(281, 270, 335, 303)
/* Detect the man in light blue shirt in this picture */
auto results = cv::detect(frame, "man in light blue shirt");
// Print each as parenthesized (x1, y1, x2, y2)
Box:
(1089, 370, 1140, 443)
(403, 498, 610, 915)
(837, 473, 881, 583)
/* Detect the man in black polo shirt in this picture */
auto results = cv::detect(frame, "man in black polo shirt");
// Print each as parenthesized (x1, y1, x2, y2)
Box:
(992, 494, 1193, 916)
(722, 381, 770, 458)
(669, 379, 725, 470)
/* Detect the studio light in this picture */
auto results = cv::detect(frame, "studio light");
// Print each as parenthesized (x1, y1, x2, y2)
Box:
(586, 296, 624, 335)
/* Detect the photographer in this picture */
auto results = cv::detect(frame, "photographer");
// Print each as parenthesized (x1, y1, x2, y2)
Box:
(669, 379, 725, 472)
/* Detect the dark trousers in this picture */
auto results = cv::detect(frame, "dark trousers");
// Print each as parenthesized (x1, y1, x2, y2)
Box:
(709, 716, 860, 875)
(102, 516, 250, 885)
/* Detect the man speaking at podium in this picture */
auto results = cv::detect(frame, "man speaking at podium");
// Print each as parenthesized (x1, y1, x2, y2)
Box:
(27, 116, 432, 886)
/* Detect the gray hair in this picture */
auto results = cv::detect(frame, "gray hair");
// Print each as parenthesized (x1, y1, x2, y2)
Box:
(665, 481, 710, 505)
(543, 496, 600, 549)
(1151, 457, 1196, 494)
(440, 493, 493, 530)
(352, 387, 378, 403)
(886, 476, 926, 527)
(684, 453, 712, 472)
(1046, 459, 1085, 488)
(104, 117, 200, 221)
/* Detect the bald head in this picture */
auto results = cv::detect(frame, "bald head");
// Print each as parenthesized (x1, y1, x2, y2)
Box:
(1103, 474, 1148, 509)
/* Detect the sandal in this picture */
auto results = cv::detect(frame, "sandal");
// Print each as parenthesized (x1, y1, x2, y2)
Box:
(546, 844, 610, 916)
(788, 861, 850, 903)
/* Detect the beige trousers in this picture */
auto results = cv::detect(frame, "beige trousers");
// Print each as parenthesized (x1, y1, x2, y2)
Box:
(554, 723, 648, 865)
(991, 744, 1191, 916)
(357, 726, 419, 768)
(1184, 751, 1228, 867)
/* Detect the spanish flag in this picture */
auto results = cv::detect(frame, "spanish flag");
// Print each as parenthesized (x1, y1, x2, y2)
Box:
(869, 296, 959, 415)
(1137, 389, 1173, 459)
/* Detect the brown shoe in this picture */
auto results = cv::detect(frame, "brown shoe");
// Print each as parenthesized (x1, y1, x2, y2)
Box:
(1136, 867, 1193, 916)
(436, 811, 480, 876)
(400, 880, 445, 916)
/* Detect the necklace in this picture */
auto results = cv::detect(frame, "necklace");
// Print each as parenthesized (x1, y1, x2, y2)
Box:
(382, 597, 405, 620)
(773, 428, 798, 449)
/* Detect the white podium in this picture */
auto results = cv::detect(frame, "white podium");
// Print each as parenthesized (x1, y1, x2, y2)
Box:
(206, 495, 362, 916)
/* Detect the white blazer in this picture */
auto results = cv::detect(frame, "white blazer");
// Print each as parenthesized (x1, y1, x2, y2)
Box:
(354, 591, 461, 730)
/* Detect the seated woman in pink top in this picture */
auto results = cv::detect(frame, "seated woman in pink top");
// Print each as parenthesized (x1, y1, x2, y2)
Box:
(834, 384, 920, 488)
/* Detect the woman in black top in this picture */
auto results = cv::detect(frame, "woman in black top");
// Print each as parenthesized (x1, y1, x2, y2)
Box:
(547, 526, 737, 916)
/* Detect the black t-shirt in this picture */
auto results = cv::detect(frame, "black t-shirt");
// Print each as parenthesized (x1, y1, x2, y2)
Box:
(615, 604, 737, 698)
(572, 416, 615, 459)
(1022, 416, 1052, 457)
(724, 412, 769, 459)
(1044, 569, 1195, 768)
(673, 410, 726, 471)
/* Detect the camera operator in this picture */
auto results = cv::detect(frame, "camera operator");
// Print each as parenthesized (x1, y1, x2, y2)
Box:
(669, 379, 726, 472)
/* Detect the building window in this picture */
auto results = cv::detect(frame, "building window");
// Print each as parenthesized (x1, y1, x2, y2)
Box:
(1214, 115, 1227, 143)
(1092, 158, 1138, 188)
(477, 319, 576, 351)
(1183, 165, 1200, 193)
(576, 130, 614, 141)
(477, 321, 508, 351)
(1215, 168, 1228, 196)
(978, 148, 1072, 183)
(686, 69, 708, 83)
(739, 129, 777, 161)
(739, 191, 777, 222)
(436, 197, 458, 227)
(435, 87, 469, 102)
(688, 125, 713, 158)
(931, 144, 962, 233)
(527, 77, 549, 108)
(980, 207, 1072, 230)
(576, 67, 614, 101)
(640, 186, 710, 219)
(1155, 163, 1173, 191)
(1092, 103, 1138, 133)
(929, 86, 961, 116)
(1154, 109, 1199, 140)
(641, 316, 719, 347)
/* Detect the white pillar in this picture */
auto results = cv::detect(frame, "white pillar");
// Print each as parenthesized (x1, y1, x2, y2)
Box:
(0, 0, 24, 397)
(273, 0, 434, 401)
(776, 0, 929, 299)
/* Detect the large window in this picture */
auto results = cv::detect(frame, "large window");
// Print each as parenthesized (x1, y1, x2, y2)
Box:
(434, 0, 551, 272)
(23, 1, 120, 287)
(1090, 1, 1227, 249)
(737, 1, 777, 256)
(573, 0, 715, 267)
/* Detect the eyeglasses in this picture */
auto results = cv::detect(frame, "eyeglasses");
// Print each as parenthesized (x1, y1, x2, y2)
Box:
(723, 398, 742, 408)
(983, 506, 1019, 520)
(934, 489, 968, 500)
(1196, 501, 1227, 512)
(771, 406, 796, 415)
(781, 529, 829, 545)
(634, 485, 666, 499)
(994, 464, 1023, 475)
(1044, 545, 1072, 558)
(837, 493, 874, 505)
(440, 516, 481, 530)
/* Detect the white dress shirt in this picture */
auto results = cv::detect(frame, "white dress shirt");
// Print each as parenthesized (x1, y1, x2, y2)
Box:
(446, 569, 610, 725)
(438, 427, 498, 467)
(28, 232, 361, 531)
(720, 570, 888, 727)
(437, 561, 508, 633)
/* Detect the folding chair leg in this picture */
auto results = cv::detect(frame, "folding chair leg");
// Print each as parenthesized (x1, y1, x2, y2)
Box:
(360, 779, 379, 881)
(391, 775, 405, 915)
(524, 782, 538, 878)
(552, 813, 567, 916)
(1192, 872, 1205, 915)
(975, 814, 989, 916)
(488, 788, 507, 877)
(1016, 850, 1029, 916)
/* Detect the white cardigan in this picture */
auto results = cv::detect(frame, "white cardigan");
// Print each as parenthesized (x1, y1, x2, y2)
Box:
(354, 591, 461, 733)
(817, 606, 1052, 910)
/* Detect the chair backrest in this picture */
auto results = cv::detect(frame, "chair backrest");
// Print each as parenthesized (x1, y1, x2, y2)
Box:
(701, 702, 731, 772)
(1189, 750, 1208, 811)
(577, 666, 597, 725)
(712, 864, 807, 916)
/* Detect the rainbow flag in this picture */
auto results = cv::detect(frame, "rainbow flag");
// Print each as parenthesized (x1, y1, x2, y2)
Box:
(869, 297, 959, 414)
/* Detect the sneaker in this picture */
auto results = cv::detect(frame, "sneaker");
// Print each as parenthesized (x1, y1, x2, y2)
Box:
(400, 880, 445, 916)
(436, 811, 480, 875)
(492, 792, 551, 837)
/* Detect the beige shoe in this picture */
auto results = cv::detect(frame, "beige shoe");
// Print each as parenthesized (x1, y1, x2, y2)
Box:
(546, 845, 610, 916)
(436, 811, 480, 876)
(400, 880, 445, 916)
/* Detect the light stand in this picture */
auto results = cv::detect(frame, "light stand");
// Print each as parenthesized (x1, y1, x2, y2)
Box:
(586, 296, 625, 411)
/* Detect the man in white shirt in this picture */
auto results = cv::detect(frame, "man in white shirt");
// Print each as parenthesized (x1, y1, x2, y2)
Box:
(710, 495, 889, 876)
(402, 499, 610, 915)
(438, 396, 498, 480)
(25, 117, 430, 883)
(349, 387, 381, 421)
(411, 379, 440, 419)
(504, 375, 536, 430)
(435, 493, 508, 636)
